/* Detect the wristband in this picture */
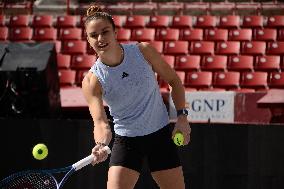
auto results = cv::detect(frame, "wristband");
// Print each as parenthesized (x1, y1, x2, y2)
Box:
(177, 108, 189, 117)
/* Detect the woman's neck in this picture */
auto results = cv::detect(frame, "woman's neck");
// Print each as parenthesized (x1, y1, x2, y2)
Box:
(99, 43, 124, 67)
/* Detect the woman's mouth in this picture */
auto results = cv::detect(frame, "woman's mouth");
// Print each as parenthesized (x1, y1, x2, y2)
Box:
(97, 43, 108, 49)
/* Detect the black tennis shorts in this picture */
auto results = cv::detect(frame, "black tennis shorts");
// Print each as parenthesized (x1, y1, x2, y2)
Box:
(109, 124, 181, 173)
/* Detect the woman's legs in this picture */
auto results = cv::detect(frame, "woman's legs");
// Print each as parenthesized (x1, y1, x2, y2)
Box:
(107, 166, 140, 189)
(146, 125, 185, 188)
(151, 166, 185, 189)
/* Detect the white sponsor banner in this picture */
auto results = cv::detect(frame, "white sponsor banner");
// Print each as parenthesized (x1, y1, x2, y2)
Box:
(169, 91, 235, 123)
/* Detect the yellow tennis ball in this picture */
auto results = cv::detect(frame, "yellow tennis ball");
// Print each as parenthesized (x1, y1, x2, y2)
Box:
(32, 143, 48, 160)
(173, 132, 184, 146)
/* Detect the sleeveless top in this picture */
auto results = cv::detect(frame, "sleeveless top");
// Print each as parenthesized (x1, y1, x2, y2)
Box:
(90, 43, 169, 137)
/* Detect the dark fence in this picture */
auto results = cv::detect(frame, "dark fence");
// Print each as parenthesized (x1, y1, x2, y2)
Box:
(0, 118, 284, 189)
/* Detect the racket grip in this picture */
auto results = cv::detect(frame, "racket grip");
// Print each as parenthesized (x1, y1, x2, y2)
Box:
(73, 146, 111, 171)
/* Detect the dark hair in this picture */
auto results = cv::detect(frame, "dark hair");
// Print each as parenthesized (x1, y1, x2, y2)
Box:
(85, 5, 115, 30)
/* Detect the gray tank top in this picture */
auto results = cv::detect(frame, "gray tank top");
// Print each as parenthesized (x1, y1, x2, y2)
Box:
(90, 43, 169, 137)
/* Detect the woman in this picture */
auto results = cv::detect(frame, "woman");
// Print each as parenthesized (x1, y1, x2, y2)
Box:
(82, 5, 191, 189)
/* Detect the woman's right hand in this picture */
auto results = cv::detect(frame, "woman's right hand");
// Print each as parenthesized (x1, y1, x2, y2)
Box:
(91, 144, 109, 165)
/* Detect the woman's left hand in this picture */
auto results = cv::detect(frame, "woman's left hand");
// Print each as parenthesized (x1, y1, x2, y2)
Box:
(172, 115, 191, 145)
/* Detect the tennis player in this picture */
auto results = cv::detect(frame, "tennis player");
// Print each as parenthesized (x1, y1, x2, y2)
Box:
(82, 5, 191, 189)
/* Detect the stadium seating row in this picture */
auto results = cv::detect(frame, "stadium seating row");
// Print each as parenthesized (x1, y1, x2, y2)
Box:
(58, 69, 284, 90)
(1, 15, 284, 28)
(2, 35, 284, 56)
(57, 53, 284, 72)
(2, 27, 284, 42)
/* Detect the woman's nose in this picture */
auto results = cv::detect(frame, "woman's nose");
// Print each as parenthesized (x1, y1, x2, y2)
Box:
(98, 34, 104, 42)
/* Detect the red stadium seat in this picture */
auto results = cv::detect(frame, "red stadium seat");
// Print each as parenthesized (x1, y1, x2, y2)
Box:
(242, 15, 263, 28)
(32, 15, 53, 27)
(61, 40, 86, 54)
(240, 72, 268, 89)
(241, 41, 266, 55)
(219, 15, 240, 28)
(267, 15, 284, 28)
(155, 28, 179, 41)
(180, 28, 203, 41)
(0, 15, 5, 26)
(131, 28, 155, 41)
(112, 15, 126, 28)
(190, 41, 214, 55)
(171, 15, 192, 28)
(213, 71, 240, 89)
(147, 15, 170, 28)
(164, 41, 189, 55)
(161, 55, 175, 68)
(57, 54, 71, 69)
(0, 27, 8, 41)
(9, 27, 33, 41)
(204, 29, 228, 41)
(254, 55, 280, 72)
(227, 55, 254, 71)
(8, 15, 29, 27)
(56, 15, 77, 28)
(269, 72, 284, 88)
(201, 55, 227, 71)
(116, 28, 131, 41)
(228, 29, 252, 41)
(58, 69, 76, 86)
(195, 15, 217, 28)
(254, 28, 277, 41)
(175, 55, 201, 71)
(267, 42, 284, 55)
(32, 27, 57, 41)
(215, 41, 240, 55)
(125, 15, 148, 28)
(148, 41, 163, 53)
(59, 28, 82, 40)
(71, 54, 96, 70)
(186, 71, 212, 89)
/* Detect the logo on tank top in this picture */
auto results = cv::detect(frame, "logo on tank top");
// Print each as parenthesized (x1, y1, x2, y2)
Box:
(122, 72, 129, 79)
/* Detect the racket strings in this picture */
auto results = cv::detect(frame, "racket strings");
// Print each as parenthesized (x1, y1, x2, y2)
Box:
(1, 172, 58, 189)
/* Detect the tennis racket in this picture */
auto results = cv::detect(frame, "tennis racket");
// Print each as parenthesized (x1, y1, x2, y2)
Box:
(0, 146, 111, 189)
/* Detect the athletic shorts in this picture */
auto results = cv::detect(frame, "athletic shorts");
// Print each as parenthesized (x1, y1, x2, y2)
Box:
(109, 124, 181, 173)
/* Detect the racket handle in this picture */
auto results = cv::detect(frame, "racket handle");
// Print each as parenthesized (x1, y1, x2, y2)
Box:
(72, 146, 111, 171)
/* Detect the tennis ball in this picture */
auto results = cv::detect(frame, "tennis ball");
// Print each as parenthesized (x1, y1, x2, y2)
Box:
(173, 132, 184, 146)
(32, 143, 48, 160)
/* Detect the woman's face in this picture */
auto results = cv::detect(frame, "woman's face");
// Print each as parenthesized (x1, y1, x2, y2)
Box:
(85, 18, 116, 55)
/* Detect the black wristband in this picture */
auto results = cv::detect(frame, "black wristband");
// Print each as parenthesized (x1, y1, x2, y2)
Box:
(177, 108, 189, 117)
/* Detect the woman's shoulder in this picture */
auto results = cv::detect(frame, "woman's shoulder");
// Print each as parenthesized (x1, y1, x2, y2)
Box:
(121, 42, 151, 52)
(82, 72, 102, 94)
(135, 42, 159, 62)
